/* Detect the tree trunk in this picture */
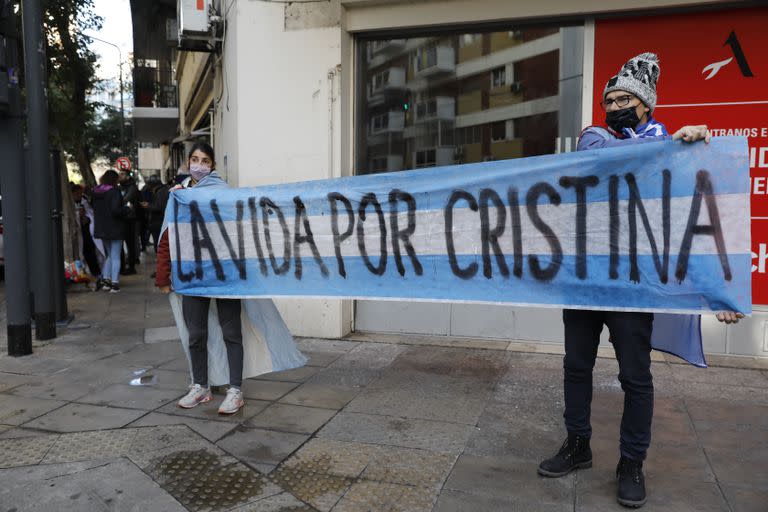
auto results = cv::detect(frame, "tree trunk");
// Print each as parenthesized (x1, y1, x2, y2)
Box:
(59, 151, 79, 263)
(76, 143, 96, 188)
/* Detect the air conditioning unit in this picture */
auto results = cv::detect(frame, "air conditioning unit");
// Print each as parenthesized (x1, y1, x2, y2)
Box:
(178, 0, 210, 35)
(510, 81, 523, 94)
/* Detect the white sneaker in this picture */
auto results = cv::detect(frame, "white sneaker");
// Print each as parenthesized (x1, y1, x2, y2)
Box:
(218, 387, 245, 415)
(177, 384, 212, 408)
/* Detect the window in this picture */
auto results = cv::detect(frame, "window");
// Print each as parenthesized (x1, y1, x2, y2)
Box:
(491, 67, 506, 88)
(356, 23, 582, 174)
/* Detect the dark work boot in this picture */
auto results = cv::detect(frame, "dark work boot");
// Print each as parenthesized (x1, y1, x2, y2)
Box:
(538, 434, 592, 477)
(616, 456, 646, 508)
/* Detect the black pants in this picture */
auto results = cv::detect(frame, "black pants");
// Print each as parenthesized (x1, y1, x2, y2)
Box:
(563, 309, 654, 461)
(81, 225, 101, 277)
(182, 296, 244, 388)
(123, 220, 138, 271)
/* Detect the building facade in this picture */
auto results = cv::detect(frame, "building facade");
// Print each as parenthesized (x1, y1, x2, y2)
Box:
(174, 0, 768, 360)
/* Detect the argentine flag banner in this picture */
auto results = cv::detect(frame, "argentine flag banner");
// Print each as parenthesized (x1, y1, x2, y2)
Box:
(167, 137, 751, 316)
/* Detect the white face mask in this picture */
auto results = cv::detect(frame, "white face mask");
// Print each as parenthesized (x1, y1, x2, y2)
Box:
(189, 163, 212, 182)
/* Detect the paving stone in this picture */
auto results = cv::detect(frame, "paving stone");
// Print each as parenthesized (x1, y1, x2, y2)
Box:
(144, 325, 180, 343)
(279, 382, 360, 410)
(256, 365, 322, 383)
(128, 424, 203, 454)
(240, 379, 299, 401)
(303, 350, 343, 367)
(22, 403, 145, 432)
(307, 367, 383, 388)
(42, 428, 139, 464)
(283, 438, 378, 478)
(704, 444, 768, 488)
(271, 465, 353, 512)
(229, 492, 314, 511)
(720, 483, 768, 512)
(0, 372, 34, 392)
(0, 458, 186, 512)
(217, 426, 309, 468)
(156, 397, 269, 423)
(159, 357, 191, 372)
(162, 461, 282, 512)
(137, 368, 192, 390)
(104, 340, 186, 368)
(0, 434, 59, 468)
(7, 372, 97, 401)
(670, 365, 768, 388)
(129, 412, 237, 442)
(389, 346, 508, 381)
(295, 338, 359, 354)
(686, 399, 768, 430)
(433, 490, 571, 512)
(361, 445, 456, 489)
(0, 427, 54, 439)
(0, 394, 66, 425)
(318, 412, 474, 454)
(76, 383, 183, 410)
(333, 481, 439, 512)
(444, 454, 574, 504)
(133, 443, 239, 486)
(325, 342, 405, 371)
(246, 403, 337, 434)
(0, 356, 74, 376)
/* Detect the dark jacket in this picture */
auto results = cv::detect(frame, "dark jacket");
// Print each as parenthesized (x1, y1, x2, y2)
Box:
(120, 178, 141, 220)
(92, 185, 129, 240)
(148, 184, 170, 232)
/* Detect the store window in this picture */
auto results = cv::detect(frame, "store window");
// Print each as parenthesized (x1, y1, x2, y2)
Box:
(355, 23, 583, 174)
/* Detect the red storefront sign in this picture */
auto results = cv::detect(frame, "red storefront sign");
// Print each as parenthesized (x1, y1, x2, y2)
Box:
(592, 6, 768, 304)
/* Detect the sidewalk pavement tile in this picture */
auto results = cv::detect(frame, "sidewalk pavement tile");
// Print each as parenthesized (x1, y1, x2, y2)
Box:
(576, 469, 729, 512)
(704, 445, 768, 488)
(304, 350, 344, 367)
(0, 356, 74, 376)
(279, 382, 360, 410)
(328, 342, 406, 370)
(361, 445, 455, 489)
(317, 412, 474, 454)
(0, 371, 35, 392)
(670, 364, 768, 388)
(686, 399, 768, 429)
(156, 397, 269, 423)
(158, 356, 191, 371)
(228, 492, 314, 511)
(129, 412, 237, 442)
(0, 434, 59, 468)
(0, 458, 186, 512)
(41, 428, 139, 464)
(643, 444, 715, 483)
(0, 426, 54, 439)
(281, 438, 378, 478)
(75, 383, 183, 410)
(131, 442, 239, 486)
(245, 403, 337, 434)
(720, 484, 768, 512)
(128, 424, 204, 454)
(162, 461, 283, 512)
(0, 394, 66, 425)
(134, 368, 191, 390)
(444, 454, 574, 505)
(216, 426, 309, 470)
(240, 379, 299, 401)
(433, 490, 572, 512)
(7, 370, 107, 401)
(144, 325, 180, 343)
(22, 403, 145, 432)
(306, 366, 383, 388)
(256, 365, 322, 383)
(103, 340, 185, 368)
(271, 466, 353, 512)
(332, 481, 438, 512)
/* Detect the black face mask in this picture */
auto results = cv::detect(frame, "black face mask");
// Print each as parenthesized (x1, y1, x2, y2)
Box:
(605, 107, 641, 133)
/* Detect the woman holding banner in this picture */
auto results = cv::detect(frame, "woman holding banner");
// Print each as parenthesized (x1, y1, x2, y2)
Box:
(536, 53, 743, 508)
(155, 142, 306, 415)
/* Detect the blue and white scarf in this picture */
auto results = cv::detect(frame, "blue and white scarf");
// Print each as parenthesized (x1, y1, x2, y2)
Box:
(615, 117, 669, 139)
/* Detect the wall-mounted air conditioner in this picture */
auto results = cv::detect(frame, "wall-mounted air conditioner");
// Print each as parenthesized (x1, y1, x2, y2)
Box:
(178, 0, 210, 35)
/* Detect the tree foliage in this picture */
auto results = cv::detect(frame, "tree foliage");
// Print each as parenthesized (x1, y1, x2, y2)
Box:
(84, 103, 137, 167)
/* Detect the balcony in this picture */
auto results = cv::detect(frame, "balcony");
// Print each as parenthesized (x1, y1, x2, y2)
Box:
(132, 66, 179, 143)
(413, 147, 455, 169)
(369, 39, 407, 58)
(414, 96, 455, 123)
(367, 67, 407, 106)
(369, 154, 404, 173)
(414, 45, 455, 78)
(369, 111, 405, 135)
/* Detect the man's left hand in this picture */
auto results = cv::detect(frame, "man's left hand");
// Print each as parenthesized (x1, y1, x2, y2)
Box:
(672, 125, 711, 144)
(716, 311, 744, 324)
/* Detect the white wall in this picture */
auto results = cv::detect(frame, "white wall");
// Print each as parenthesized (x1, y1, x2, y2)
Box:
(220, 0, 350, 338)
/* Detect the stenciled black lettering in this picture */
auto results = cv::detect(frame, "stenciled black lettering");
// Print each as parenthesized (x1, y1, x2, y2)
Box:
(675, 170, 732, 283)
(293, 196, 329, 279)
(189, 200, 225, 281)
(609, 175, 620, 280)
(445, 190, 479, 279)
(526, 183, 562, 281)
(328, 192, 354, 278)
(559, 176, 599, 280)
(259, 197, 291, 275)
(357, 193, 387, 276)
(247, 197, 269, 276)
(479, 188, 509, 278)
(388, 189, 423, 277)
(507, 187, 523, 278)
(210, 199, 247, 280)
(626, 171, 670, 284)
(173, 199, 194, 282)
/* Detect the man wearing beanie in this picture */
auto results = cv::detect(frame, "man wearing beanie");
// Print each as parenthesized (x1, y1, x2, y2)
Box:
(536, 52, 743, 508)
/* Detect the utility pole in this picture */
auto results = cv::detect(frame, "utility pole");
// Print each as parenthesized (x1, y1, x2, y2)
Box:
(22, 0, 56, 339)
(88, 34, 124, 153)
(0, 0, 32, 355)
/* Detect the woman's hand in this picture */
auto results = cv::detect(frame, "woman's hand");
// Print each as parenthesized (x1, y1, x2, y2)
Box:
(159, 285, 172, 295)
(716, 311, 744, 324)
(672, 125, 711, 144)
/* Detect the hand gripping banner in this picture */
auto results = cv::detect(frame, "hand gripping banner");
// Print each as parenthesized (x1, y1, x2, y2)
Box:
(167, 137, 751, 316)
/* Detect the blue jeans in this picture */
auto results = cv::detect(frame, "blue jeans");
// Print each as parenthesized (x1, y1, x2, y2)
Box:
(562, 309, 654, 461)
(102, 239, 123, 283)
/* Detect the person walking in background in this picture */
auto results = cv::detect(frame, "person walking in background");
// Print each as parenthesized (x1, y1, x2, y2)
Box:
(92, 170, 129, 293)
(72, 183, 104, 282)
(146, 176, 169, 252)
(118, 170, 140, 275)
